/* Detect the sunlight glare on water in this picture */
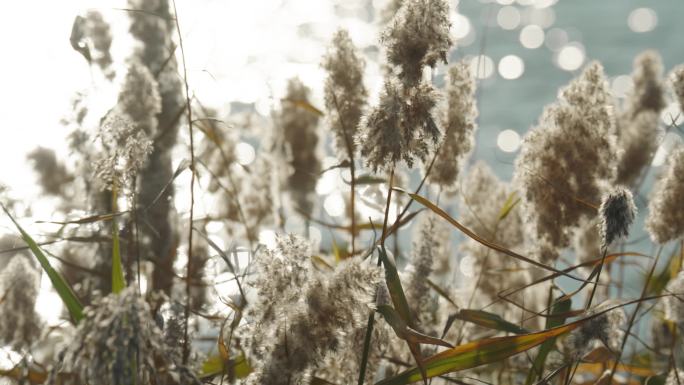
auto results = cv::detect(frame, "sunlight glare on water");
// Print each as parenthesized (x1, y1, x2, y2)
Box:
(498, 55, 525, 80)
(497, 6, 521, 30)
(556, 42, 585, 71)
(519, 24, 544, 49)
(628, 7, 658, 33)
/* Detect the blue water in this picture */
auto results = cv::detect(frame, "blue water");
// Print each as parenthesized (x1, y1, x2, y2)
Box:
(461, 1, 682, 175)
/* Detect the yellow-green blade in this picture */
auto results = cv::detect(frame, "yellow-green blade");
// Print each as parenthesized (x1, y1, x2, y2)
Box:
(110, 187, 125, 294)
(453, 309, 530, 335)
(374, 320, 582, 385)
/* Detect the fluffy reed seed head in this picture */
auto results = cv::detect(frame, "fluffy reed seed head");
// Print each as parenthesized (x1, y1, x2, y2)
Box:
(357, 78, 440, 171)
(663, 271, 684, 326)
(429, 60, 478, 188)
(383, 0, 451, 86)
(52, 287, 199, 385)
(514, 62, 618, 263)
(646, 145, 684, 244)
(322, 29, 367, 159)
(27, 147, 74, 196)
(598, 186, 637, 248)
(671, 65, 684, 112)
(615, 110, 661, 186)
(405, 212, 449, 331)
(0, 256, 41, 350)
(615, 52, 665, 186)
(118, 61, 162, 136)
(93, 62, 161, 190)
(624, 51, 666, 116)
(243, 235, 382, 384)
(277, 78, 321, 216)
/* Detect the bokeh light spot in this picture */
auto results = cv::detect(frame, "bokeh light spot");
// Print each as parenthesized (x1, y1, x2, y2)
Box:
(235, 142, 256, 165)
(520, 24, 545, 49)
(497, 129, 521, 152)
(498, 55, 525, 80)
(451, 12, 472, 39)
(497, 6, 521, 30)
(628, 8, 657, 33)
(556, 43, 585, 71)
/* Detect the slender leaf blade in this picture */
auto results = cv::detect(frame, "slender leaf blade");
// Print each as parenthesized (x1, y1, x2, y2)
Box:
(648, 248, 683, 295)
(2, 205, 84, 323)
(497, 192, 520, 221)
(454, 309, 530, 335)
(377, 247, 412, 325)
(524, 297, 571, 385)
(402, 190, 585, 282)
(199, 353, 251, 380)
(377, 305, 453, 348)
(110, 188, 125, 294)
(374, 320, 582, 385)
(377, 247, 428, 383)
(426, 278, 458, 308)
(283, 98, 324, 116)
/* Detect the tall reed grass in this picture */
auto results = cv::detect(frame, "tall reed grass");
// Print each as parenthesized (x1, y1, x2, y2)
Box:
(1, 1, 684, 384)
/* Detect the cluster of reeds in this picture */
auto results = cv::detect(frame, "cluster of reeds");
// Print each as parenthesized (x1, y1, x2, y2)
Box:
(2, 1, 684, 385)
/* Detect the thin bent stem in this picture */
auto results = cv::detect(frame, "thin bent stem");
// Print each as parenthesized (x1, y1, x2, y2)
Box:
(172, 0, 195, 365)
(373, 117, 450, 251)
(331, 91, 356, 255)
(132, 177, 142, 295)
(195, 102, 255, 249)
(585, 246, 609, 310)
(607, 244, 663, 383)
(456, 217, 503, 344)
(358, 169, 393, 385)
(381, 167, 395, 255)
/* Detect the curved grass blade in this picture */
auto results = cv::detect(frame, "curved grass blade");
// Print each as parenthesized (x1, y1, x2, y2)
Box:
(345, 174, 386, 186)
(524, 297, 571, 385)
(358, 305, 377, 385)
(331, 236, 349, 261)
(377, 247, 428, 383)
(400, 189, 586, 283)
(374, 319, 584, 385)
(200, 353, 251, 380)
(320, 159, 351, 175)
(648, 248, 683, 295)
(218, 318, 231, 363)
(194, 228, 247, 303)
(426, 278, 458, 308)
(283, 98, 324, 116)
(36, 211, 128, 225)
(453, 309, 530, 335)
(576, 361, 657, 378)
(378, 247, 412, 323)
(111, 221, 125, 293)
(2, 205, 84, 323)
(311, 255, 334, 271)
(497, 192, 520, 221)
(499, 252, 647, 302)
(377, 305, 453, 348)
